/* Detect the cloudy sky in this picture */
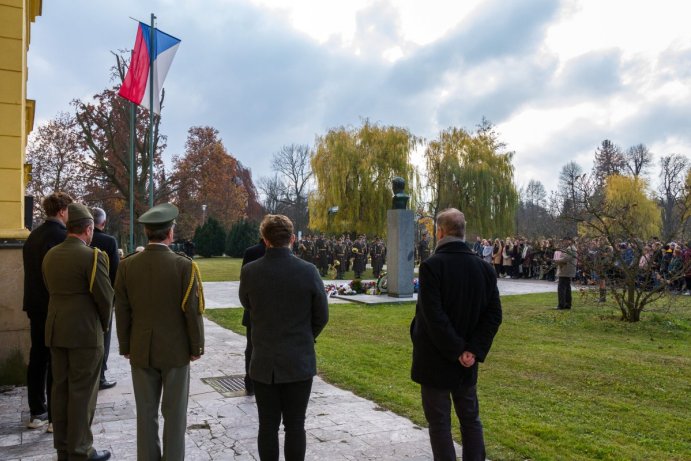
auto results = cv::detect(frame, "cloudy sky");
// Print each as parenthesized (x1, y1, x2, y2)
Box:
(28, 0, 691, 194)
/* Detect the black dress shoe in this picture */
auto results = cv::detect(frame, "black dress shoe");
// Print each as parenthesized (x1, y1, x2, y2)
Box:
(99, 380, 117, 390)
(554, 306, 571, 310)
(88, 449, 111, 461)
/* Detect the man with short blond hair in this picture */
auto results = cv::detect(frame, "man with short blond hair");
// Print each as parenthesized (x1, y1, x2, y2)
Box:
(411, 208, 502, 461)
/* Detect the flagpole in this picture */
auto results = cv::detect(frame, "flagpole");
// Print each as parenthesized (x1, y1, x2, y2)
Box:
(129, 101, 135, 251)
(148, 13, 156, 208)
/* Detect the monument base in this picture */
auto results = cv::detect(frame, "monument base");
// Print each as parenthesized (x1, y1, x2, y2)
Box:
(387, 209, 414, 298)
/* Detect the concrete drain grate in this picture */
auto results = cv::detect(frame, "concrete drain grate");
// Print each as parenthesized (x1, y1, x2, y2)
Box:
(201, 375, 247, 398)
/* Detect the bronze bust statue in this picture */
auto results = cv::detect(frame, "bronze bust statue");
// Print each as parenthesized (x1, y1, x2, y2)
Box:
(391, 176, 409, 210)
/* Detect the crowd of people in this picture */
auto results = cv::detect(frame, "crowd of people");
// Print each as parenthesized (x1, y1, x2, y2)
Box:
(23, 191, 687, 461)
(469, 235, 691, 294)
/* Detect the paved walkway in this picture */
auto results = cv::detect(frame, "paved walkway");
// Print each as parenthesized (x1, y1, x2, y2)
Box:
(205, 277, 558, 309)
(1, 278, 556, 460)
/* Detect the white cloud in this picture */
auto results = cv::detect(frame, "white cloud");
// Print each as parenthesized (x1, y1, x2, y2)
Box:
(27, 0, 691, 207)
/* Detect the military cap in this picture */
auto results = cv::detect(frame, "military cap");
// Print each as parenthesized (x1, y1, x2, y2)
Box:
(67, 203, 94, 224)
(139, 203, 179, 230)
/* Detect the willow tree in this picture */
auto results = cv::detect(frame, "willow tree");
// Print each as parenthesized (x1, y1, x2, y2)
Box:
(425, 125, 518, 240)
(310, 120, 420, 235)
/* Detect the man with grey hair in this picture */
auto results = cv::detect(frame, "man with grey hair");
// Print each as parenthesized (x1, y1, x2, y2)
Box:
(90, 207, 119, 390)
(410, 208, 502, 461)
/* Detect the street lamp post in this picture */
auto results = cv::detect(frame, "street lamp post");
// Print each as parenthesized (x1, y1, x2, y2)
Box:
(327, 206, 339, 232)
(202, 204, 207, 224)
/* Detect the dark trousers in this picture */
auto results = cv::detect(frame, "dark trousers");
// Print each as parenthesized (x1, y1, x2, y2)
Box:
(558, 276, 572, 308)
(100, 315, 113, 382)
(421, 384, 485, 461)
(27, 312, 52, 420)
(244, 324, 253, 392)
(254, 378, 313, 461)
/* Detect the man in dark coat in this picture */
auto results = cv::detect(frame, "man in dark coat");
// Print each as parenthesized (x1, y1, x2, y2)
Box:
(410, 208, 502, 461)
(22, 191, 73, 430)
(241, 238, 266, 395)
(90, 207, 119, 390)
(418, 233, 430, 263)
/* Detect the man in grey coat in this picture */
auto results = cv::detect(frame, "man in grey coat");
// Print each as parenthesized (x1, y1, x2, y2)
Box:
(239, 214, 328, 461)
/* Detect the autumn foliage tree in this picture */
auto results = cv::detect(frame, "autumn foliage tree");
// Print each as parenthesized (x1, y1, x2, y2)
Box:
(171, 126, 249, 239)
(309, 120, 420, 235)
(25, 112, 88, 224)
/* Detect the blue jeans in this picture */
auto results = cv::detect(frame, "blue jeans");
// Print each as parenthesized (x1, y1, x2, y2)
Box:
(254, 378, 313, 461)
(421, 384, 485, 461)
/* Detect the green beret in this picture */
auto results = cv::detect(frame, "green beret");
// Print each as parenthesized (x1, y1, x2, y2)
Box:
(139, 203, 179, 230)
(67, 203, 94, 224)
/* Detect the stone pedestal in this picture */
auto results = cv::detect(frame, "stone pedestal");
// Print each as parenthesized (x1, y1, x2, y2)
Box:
(387, 209, 414, 298)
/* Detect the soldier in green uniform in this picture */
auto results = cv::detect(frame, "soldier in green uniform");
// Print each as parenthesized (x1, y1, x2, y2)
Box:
(42, 203, 113, 461)
(303, 235, 315, 264)
(333, 237, 346, 279)
(344, 235, 353, 272)
(315, 234, 328, 276)
(115, 203, 205, 461)
(371, 237, 386, 277)
(352, 235, 368, 279)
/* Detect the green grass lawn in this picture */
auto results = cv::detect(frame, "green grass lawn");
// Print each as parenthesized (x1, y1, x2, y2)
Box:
(206, 293, 691, 460)
(194, 257, 243, 281)
(194, 256, 386, 282)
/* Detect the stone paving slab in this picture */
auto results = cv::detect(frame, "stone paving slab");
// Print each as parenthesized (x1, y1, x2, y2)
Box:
(1, 278, 558, 460)
(1, 319, 448, 461)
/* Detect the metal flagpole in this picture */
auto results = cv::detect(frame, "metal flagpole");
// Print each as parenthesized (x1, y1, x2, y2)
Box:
(129, 101, 135, 250)
(148, 13, 156, 208)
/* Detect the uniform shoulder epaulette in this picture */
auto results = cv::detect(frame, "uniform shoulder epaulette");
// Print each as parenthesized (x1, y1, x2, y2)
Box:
(89, 247, 108, 292)
(182, 258, 205, 314)
(175, 251, 193, 260)
(121, 251, 139, 260)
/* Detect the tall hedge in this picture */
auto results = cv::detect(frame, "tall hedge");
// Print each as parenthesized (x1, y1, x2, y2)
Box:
(226, 219, 260, 257)
(193, 217, 226, 257)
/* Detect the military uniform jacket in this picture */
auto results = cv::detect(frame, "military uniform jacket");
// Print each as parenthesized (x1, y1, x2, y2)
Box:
(115, 244, 205, 369)
(42, 236, 113, 348)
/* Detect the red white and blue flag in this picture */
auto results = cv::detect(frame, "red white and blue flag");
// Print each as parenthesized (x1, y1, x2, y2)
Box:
(118, 22, 180, 114)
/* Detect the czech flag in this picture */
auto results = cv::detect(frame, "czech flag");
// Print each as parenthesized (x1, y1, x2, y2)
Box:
(118, 22, 180, 114)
